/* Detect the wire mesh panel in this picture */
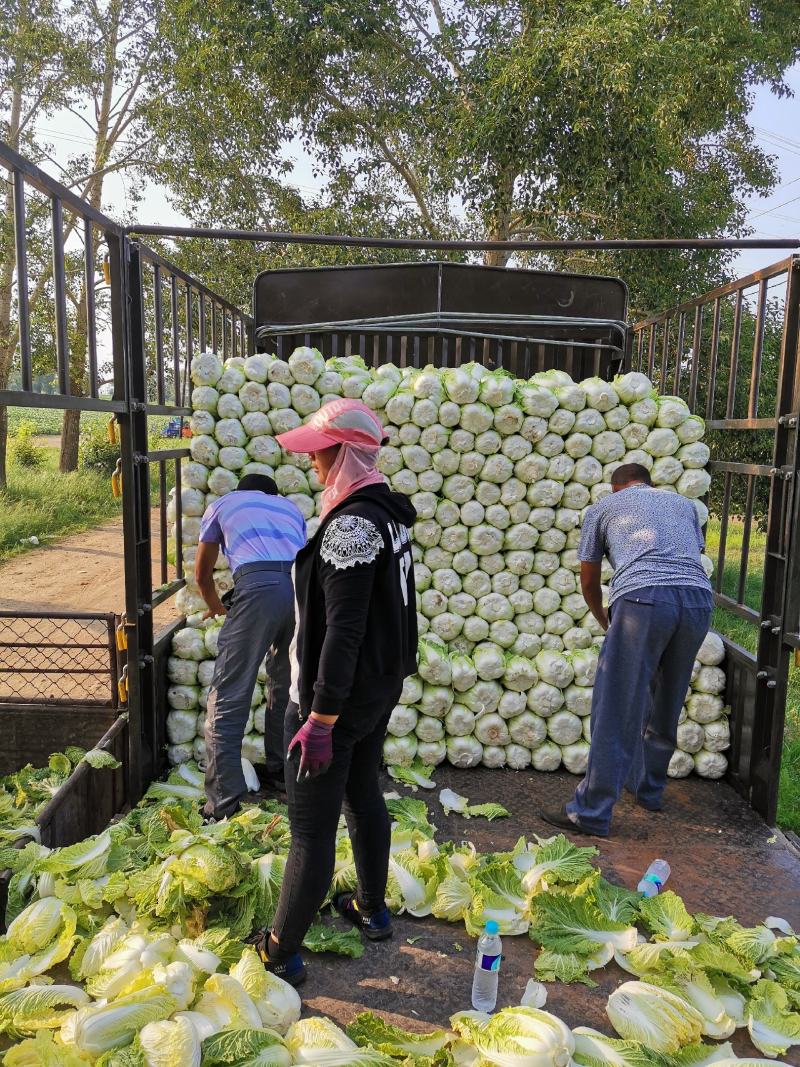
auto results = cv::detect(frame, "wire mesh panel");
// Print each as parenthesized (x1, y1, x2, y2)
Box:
(0, 612, 118, 706)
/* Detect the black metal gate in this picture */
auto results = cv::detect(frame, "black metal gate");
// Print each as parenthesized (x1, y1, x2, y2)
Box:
(0, 142, 252, 803)
(631, 258, 800, 823)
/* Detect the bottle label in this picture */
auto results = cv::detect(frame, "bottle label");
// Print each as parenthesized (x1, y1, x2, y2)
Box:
(480, 953, 501, 972)
(643, 874, 663, 889)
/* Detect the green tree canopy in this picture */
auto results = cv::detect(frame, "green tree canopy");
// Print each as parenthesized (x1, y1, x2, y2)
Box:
(152, 0, 800, 315)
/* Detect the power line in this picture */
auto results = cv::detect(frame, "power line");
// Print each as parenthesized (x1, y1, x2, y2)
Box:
(748, 190, 800, 221)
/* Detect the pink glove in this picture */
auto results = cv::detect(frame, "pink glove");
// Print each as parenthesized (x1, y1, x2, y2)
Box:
(288, 716, 335, 779)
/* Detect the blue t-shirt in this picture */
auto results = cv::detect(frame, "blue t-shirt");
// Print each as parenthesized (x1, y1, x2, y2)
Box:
(199, 491, 306, 575)
(578, 484, 712, 605)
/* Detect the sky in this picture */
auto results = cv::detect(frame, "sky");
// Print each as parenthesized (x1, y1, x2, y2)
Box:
(36, 63, 800, 290)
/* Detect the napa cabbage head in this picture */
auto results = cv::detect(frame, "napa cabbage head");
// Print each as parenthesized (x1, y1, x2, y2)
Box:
(136, 1016, 201, 1067)
(286, 1017, 397, 1065)
(229, 947, 301, 1035)
(451, 1005, 575, 1066)
(606, 981, 704, 1053)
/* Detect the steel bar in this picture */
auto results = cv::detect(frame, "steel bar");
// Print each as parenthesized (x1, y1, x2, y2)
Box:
(12, 171, 32, 391)
(713, 594, 760, 624)
(726, 289, 744, 419)
(674, 312, 686, 396)
(751, 257, 800, 823)
(151, 580, 185, 609)
(84, 220, 98, 398)
(0, 140, 123, 231)
(647, 323, 656, 379)
(708, 460, 774, 477)
(688, 305, 703, 411)
(635, 259, 793, 328)
(51, 196, 70, 395)
(158, 460, 168, 586)
(257, 310, 629, 331)
(126, 223, 800, 252)
(174, 456, 183, 583)
(170, 275, 180, 406)
(633, 329, 644, 373)
(199, 294, 207, 352)
(153, 264, 166, 405)
(135, 241, 252, 318)
(706, 298, 723, 421)
(148, 446, 190, 462)
(0, 610, 121, 621)
(184, 285, 193, 408)
(748, 278, 768, 420)
(706, 417, 776, 431)
(256, 325, 623, 355)
(0, 390, 124, 412)
(660, 315, 671, 393)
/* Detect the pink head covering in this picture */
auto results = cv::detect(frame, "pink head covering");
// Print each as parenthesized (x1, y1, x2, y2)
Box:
(276, 398, 387, 518)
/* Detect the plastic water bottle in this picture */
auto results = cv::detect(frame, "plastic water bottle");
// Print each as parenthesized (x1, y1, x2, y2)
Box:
(471, 920, 502, 1011)
(638, 859, 671, 898)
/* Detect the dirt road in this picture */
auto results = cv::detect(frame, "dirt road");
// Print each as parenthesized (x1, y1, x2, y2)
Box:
(0, 516, 180, 628)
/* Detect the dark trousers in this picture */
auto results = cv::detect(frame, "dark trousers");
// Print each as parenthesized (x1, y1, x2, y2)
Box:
(567, 585, 713, 834)
(204, 570, 294, 819)
(271, 693, 399, 954)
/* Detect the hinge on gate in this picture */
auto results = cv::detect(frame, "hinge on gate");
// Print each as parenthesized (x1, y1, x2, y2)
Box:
(768, 465, 795, 481)
(777, 413, 798, 428)
(756, 668, 778, 690)
(118, 664, 129, 705)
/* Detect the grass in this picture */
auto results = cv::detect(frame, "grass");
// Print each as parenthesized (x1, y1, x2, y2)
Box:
(0, 448, 121, 562)
(705, 516, 800, 834)
(6, 408, 110, 437)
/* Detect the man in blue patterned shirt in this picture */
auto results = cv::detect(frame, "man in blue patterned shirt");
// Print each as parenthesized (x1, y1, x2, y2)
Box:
(543, 463, 713, 837)
(196, 473, 306, 819)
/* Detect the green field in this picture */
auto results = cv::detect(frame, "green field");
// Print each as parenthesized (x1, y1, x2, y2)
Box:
(705, 517, 800, 835)
(0, 448, 121, 561)
(6, 408, 111, 437)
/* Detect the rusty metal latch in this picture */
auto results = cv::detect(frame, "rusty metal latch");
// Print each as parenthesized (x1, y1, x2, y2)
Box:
(117, 664, 128, 704)
(111, 458, 122, 498)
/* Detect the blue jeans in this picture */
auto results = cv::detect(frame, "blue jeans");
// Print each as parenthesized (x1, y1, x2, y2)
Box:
(204, 569, 295, 819)
(567, 585, 713, 834)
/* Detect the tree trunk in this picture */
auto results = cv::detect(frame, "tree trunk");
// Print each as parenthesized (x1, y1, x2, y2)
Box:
(59, 407, 82, 471)
(0, 16, 24, 490)
(59, 5, 118, 472)
(483, 166, 517, 268)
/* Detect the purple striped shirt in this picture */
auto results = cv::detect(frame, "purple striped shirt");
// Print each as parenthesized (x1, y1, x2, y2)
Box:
(199, 491, 306, 574)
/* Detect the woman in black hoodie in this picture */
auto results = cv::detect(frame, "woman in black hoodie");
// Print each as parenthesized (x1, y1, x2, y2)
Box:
(248, 399, 417, 986)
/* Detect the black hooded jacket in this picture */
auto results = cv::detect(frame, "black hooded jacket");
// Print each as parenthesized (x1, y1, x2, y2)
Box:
(293, 483, 418, 720)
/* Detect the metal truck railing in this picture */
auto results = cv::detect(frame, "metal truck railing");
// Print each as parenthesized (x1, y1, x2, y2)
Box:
(631, 257, 800, 820)
(2, 135, 799, 828)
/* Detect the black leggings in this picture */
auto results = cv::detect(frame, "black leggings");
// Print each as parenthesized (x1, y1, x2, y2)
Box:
(271, 694, 399, 954)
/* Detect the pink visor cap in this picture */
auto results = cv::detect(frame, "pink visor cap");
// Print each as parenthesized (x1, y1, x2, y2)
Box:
(276, 397, 387, 454)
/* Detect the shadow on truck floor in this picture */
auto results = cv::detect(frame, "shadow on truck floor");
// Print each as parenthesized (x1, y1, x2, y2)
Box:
(301, 763, 800, 1061)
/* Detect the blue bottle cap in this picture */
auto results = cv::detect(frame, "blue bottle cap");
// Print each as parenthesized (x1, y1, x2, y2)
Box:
(485, 920, 500, 935)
